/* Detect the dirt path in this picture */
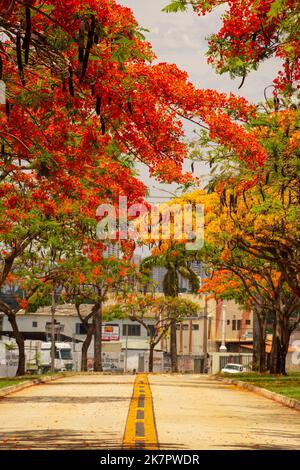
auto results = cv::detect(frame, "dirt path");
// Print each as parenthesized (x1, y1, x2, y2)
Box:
(0, 374, 134, 450)
(149, 374, 300, 450)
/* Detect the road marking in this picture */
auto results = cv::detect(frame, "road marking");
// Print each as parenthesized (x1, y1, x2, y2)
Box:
(123, 374, 158, 450)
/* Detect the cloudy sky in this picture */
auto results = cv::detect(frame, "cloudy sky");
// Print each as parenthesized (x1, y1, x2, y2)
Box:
(119, 0, 280, 201)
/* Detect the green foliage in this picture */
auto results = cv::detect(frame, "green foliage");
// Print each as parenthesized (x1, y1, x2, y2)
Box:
(163, 1, 189, 13)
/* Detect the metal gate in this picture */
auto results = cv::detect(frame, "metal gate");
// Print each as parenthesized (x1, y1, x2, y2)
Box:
(219, 354, 252, 371)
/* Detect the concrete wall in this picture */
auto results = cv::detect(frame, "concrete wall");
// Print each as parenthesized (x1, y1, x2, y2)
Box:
(209, 352, 253, 374)
(211, 300, 253, 343)
(0, 341, 18, 377)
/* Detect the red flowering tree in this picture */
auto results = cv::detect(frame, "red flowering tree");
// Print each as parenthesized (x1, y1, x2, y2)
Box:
(58, 254, 138, 372)
(164, 0, 299, 94)
(0, 1, 275, 377)
(0, 0, 268, 186)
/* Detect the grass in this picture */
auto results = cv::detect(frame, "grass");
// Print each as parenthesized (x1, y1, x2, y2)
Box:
(219, 372, 300, 400)
(0, 373, 60, 390)
(0, 378, 26, 389)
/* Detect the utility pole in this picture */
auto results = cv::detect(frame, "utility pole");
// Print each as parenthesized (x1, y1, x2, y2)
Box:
(203, 296, 208, 372)
(51, 286, 56, 373)
(124, 323, 128, 373)
(219, 302, 228, 352)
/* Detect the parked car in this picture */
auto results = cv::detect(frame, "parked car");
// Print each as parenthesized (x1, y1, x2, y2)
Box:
(221, 363, 245, 374)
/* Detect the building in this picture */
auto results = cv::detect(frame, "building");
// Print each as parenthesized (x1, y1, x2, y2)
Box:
(0, 296, 255, 374)
(0, 304, 161, 372)
(209, 299, 253, 353)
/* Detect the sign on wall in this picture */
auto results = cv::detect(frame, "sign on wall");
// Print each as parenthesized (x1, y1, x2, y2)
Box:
(101, 325, 120, 341)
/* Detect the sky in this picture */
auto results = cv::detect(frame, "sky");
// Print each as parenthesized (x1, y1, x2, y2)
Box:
(119, 0, 280, 202)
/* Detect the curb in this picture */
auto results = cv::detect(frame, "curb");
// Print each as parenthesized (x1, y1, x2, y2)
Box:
(213, 376, 300, 412)
(0, 374, 65, 398)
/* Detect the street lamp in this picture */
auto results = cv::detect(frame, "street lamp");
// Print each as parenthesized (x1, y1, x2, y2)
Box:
(219, 302, 227, 352)
(201, 297, 213, 373)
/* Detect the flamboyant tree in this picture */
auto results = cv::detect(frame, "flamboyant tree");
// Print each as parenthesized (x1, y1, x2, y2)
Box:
(164, 0, 300, 94)
(0, 0, 273, 377)
(61, 254, 137, 372)
(108, 293, 199, 372)
(0, 0, 269, 184)
(149, 176, 300, 375)
(0, 130, 147, 375)
(198, 269, 270, 372)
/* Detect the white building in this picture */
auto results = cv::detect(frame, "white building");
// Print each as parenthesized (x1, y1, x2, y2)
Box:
(0, 304, 161, 372)
(0, 297, 255, 374)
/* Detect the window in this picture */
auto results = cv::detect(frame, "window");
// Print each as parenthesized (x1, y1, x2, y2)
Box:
(122, 324, 141, 336)
(32, 321, 38, 328)
(232, 320, 242, 331)
(192, 324, 199, 331)
(60, 349, 72, 360)
(75, 323, 86, 335)
(246, 319, 251, 325)
(227, 320, 230, 325)
(176, 324, 189, 330)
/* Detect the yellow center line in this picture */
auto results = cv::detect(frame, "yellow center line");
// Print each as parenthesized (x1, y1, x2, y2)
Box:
(123, 373, 158, 450)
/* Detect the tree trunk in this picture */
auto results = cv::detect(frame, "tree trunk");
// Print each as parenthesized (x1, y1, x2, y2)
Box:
(93, 302, 103, 372)
(270, 313, 279, 373)
(170, 321, 178, 373)
(81, 323, 94, 372)
(253, 311, 267, 373)
(149, 344, 154, 373)
(7, 313, 25, 376)
(270, 312, 290, 375)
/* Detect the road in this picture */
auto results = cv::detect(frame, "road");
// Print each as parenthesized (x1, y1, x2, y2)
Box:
(0, 375, 134, 450)
(0, 374, 299, 450)
(150, 375, 300, 450)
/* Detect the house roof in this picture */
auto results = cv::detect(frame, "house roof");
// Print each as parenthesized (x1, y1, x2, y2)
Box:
(14, 304, 95, 317)
(0, 330, 82, 343)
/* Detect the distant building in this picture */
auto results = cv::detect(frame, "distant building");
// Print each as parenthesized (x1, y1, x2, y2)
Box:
(0, 296, 256, 374)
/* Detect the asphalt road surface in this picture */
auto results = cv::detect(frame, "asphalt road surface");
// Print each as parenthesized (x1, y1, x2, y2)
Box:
(0, 374, 299, 450)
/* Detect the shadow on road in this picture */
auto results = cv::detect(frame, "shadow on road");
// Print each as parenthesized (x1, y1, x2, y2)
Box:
(0, 429, 123, 450)
(45, 381, 134, 386)
(1, 395, 129, 404)
(0, 429, 188, 451)
(218, 442, 300, 450)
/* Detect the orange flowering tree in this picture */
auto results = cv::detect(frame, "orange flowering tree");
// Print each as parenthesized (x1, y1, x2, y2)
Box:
(109, 293, 199, 372)
(148, 167, 299, 374)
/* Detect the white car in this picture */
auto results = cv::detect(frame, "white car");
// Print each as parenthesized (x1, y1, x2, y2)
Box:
(221, 363, 245, 374)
